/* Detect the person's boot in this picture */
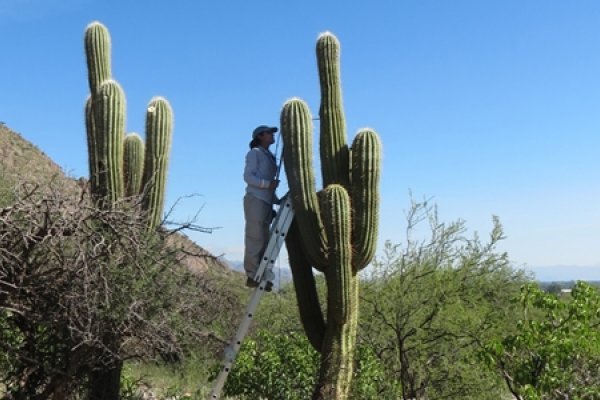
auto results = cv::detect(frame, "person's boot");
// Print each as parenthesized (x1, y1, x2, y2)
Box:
(245, 277, 259, 288)
(245, 277, 273, 292)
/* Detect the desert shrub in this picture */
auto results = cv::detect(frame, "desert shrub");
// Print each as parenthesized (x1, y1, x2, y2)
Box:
(221, 329, 318, 400)
(219, 329, 389, 400)
(482, 281, 600, 399)
(0, 183, 239, 399)
(360, 199, 528, 400)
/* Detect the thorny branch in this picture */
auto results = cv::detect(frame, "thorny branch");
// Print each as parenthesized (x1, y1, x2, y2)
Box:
(0, 183, 240, 397)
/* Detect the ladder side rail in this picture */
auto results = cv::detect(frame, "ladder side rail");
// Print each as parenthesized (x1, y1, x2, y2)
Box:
(208, 285, 268, 399)
(253, 195, 294, 283)
(255, 208, 294, 283)
(208, 195, 295, 400)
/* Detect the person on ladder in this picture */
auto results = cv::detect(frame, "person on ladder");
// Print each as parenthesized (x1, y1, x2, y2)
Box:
(242, 124, 280, 292)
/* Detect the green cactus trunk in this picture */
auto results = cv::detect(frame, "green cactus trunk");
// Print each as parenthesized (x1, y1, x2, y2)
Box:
(141, 97, 173, 231)
(315, 185, 356, 398)
(280, 32, 381, 400)
(124, 133, 145, 197)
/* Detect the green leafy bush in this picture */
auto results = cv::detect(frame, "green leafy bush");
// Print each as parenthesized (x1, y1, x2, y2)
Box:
(360, 200, 525, 400)
(222, 330, 318, 400)
(219, 329, 389, 399)
(482, 281, 600, 399)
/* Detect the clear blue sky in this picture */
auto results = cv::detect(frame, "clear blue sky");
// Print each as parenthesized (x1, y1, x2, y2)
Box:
(1, 0, 599, 280)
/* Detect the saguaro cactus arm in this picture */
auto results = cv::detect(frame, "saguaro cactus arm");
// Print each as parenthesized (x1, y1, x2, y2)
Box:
(317, 32, 349, 188)
(124, 132, 145, 197)
(285, 220, 326, 352)
(281, 98, 328, 269)
(350, 129, 381, 271)
(141, 97, 173, 231)
(93, 79, 126, 205)
(84, 21, 112, 94)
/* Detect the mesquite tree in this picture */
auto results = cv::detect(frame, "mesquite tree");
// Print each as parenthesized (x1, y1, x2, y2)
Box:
(280, 32, 382, 400)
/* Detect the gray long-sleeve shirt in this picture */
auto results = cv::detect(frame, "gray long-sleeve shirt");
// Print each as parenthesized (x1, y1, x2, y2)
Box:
(244, 146, 278, 205)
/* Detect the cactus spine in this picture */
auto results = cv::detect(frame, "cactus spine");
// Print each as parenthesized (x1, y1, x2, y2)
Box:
(280, 32, 381, 400)
(84, 21, 173, 230)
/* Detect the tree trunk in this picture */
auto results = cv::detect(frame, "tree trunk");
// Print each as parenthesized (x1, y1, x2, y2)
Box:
(87, 361, 122, 400)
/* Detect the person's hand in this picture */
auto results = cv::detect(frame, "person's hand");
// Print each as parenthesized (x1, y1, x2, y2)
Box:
(269, 180, 280, 190)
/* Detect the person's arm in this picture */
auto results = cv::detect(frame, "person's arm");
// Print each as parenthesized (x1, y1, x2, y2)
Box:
(244, 150, 271, 189)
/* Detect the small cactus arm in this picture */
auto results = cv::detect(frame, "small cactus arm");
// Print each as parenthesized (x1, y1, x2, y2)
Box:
(123, 132, 145, 197)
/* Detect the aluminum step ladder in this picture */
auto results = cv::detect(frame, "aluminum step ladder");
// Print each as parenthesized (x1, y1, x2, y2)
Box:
(208, 194, 295, 400)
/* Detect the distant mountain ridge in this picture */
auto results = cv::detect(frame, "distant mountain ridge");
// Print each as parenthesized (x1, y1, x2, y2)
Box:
(225, 258, 600, 286)
(224, 258, 293, 289)
(525, 264, 600, 282)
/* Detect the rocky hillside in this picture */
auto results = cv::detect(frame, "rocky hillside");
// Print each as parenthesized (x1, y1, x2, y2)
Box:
(0, 123, 234, 277)
(0, 124, 79, 192)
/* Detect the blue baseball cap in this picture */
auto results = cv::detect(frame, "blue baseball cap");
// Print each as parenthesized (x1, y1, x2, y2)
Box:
(252, 125, 278, 139)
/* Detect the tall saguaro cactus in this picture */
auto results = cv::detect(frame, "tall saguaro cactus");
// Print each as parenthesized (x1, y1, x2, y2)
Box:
(83, 21, 174, 400)
(84, 21, 173, 231)
(280, 32, 382, 400)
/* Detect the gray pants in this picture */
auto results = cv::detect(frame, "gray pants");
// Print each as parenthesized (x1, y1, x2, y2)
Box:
(243, 194, 273, 278)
